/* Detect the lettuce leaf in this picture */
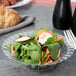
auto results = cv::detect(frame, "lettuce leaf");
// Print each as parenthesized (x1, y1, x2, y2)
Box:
(22, 40, 42, 61)
(28, 50, 41, 61)
(48, 43, 61, 60)
(57, 40, 64, 47)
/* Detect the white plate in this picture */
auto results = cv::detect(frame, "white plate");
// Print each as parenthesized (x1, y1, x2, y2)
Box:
(6, 0, 32, 8)
(71, 0, 76, 2)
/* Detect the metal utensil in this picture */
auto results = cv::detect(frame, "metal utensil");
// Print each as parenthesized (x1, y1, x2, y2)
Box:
(64, 29, 76, 49)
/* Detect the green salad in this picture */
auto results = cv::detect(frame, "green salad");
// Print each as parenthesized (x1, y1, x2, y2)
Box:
(5, 28, 64, 64)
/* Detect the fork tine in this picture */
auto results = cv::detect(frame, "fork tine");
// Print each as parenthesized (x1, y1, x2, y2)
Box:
(66, 30, 76, 47)
(64, 30, 72, 46)
(69, 30, 76, 49)
(64, 30, 75, 48)
(69, 29, 76, 43)
(67, 30, 75, 43)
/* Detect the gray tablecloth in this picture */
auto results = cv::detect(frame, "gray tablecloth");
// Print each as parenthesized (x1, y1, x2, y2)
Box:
(0, 4, 76, 76)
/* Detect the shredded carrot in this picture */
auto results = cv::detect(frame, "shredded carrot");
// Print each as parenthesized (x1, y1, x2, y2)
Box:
(48, 32, 53, 36)
(34, 30, 53, 42)
(41, 51, 44, 60)
(56, 37, 64, 41)
(34, 30, 46, 40)
(57, 56, 60, 60)
(44, 60, 53, 64)
(49, 58, 53, 62)
(43, 55, 50, 64)
(40, 32, 46, 39)
(39, 60, 41, 64)
(45, 48, 49, 55)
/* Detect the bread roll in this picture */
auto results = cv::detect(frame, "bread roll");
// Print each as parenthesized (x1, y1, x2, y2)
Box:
(0, 6, 20, 28)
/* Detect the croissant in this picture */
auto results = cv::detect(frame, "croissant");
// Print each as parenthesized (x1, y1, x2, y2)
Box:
(0, 6, 21, 28)
(0, 0, 10, 6)
(0, 0, 21, 6)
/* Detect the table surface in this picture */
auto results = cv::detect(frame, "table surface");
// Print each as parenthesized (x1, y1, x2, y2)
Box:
(0, 4, 76, 76)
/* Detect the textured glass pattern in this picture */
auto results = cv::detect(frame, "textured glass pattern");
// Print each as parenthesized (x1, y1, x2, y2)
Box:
(1, 31, 75, 71)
